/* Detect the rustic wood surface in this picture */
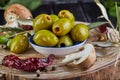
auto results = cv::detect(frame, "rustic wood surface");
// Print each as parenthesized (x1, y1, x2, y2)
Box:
(0, 43, 119, 80)
(0, 26, 119, 80)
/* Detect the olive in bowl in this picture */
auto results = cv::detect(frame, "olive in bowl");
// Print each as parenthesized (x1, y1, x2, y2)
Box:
(29, 35, 86, 57)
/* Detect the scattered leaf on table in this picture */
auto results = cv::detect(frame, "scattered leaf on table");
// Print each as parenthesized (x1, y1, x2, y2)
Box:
(88, 22, 108, 29)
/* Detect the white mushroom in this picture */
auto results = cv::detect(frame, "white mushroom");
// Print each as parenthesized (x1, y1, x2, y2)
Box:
(62, 44, 96, 68)
(4, 4, 33, 27)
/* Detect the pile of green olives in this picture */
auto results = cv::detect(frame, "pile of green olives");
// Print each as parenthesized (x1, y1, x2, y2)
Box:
(33, 10, 89, 47)
(0, 10, 89, 54)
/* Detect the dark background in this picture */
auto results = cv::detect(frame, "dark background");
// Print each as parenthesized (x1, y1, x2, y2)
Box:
(0, 0, 116, 25)
(32, 0, 102, 22)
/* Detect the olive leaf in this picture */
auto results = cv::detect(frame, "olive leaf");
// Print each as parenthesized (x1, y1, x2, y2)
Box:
(16, 18, 33, 26)
(95, 0, 109, 21)
(101, 0, 117, 17)
(114, 2, 120, 66)
(115, 2, 120, 36)
(94, 0, 119, 41)
(0, 26, 24, 32)
(88, 22, 108, 29)
(94, 0, 115, 28)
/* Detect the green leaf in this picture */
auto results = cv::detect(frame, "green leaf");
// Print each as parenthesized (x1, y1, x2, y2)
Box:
(95, 0, 109, 21)
(108, 6, 116, 17)
(88, 22, 108, 29)
(2, 0, 41, 11)
(95, 0, 116, 32)
(16, 18, 33, 25)
(115, 2, 120, 36)
(26, 0, 41, 11)
(0, 0, 10, 7)
(6, 39, 13, 49)
(0, 27, 24, 33)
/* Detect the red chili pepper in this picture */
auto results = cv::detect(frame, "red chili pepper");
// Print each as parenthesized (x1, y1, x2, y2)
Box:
(22, 25, 33, 30)
(2, 54, 55, 72)
(98, 25, 108, 33)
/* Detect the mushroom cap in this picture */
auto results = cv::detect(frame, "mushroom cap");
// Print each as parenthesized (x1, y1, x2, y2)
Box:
(4, 4, 33, 22)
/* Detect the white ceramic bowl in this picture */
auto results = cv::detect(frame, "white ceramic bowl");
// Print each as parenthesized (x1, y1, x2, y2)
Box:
(29, 35, 86, 57)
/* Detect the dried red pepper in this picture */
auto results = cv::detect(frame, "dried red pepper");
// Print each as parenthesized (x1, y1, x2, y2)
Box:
(2, 54, 55, 72)
(22, 25, 33, 30)
(98, 25, 108, 33)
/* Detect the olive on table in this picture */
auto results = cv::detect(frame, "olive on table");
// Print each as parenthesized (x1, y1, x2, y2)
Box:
(0, 36, 8, 44)
(6, 39, 13, 49)
(10, 35, 29, 54)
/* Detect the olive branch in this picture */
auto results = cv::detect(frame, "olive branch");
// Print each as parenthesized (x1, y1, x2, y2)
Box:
(94, 0, 120, 67)
(95, 0, 119, 42)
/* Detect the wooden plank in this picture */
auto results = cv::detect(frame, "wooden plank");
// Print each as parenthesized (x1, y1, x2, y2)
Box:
(0, 43, 119, 80)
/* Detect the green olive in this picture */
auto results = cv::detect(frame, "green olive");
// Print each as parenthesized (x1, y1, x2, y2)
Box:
(10, 35, 29, 54)
(58, 35, 73, 47)
(0, 36, 8, 44)
(33, 14, 52, 32)
(58, 10, 75, 26)
(33, 30, 59, 47)
(52, 18, 73, 36)
(6, 39, 13, 49)
(50, 14, 59, 24)
(71, 24, 89, 42)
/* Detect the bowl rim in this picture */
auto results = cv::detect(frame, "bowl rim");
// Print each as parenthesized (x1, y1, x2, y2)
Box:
(29, 35, 86, 49)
